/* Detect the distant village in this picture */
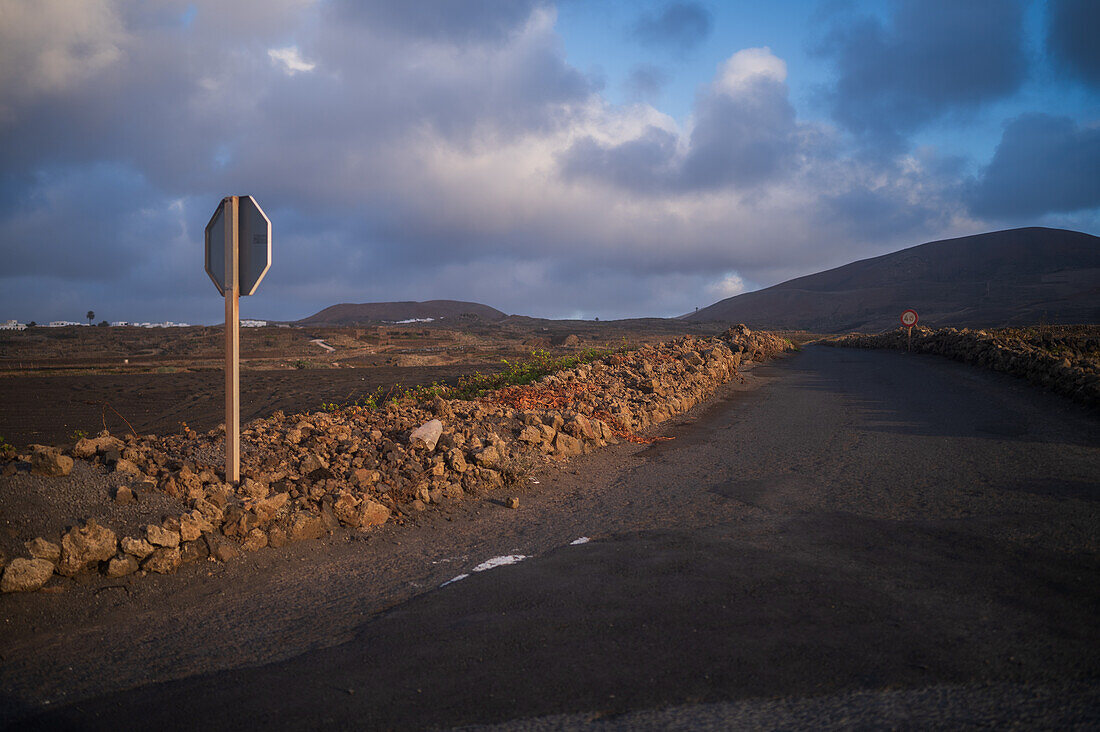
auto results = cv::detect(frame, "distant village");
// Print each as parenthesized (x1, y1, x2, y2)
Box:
(1, 319, 270, 330)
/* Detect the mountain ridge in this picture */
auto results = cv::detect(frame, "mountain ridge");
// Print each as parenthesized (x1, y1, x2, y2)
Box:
(297, 300, 507, 325)
(686, 227, 1100, 332)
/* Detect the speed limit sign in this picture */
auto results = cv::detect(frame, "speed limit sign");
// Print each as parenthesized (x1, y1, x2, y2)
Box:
(901, 309, 918, 351)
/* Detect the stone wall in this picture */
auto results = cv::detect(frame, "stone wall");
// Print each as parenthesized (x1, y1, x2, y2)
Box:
(825, 326, 1100, 407)
(1, 326, 794, 591)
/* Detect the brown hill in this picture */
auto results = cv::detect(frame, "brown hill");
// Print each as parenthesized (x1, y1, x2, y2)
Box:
(686, 227, 1100, 333)
(298, 300, 507, 325)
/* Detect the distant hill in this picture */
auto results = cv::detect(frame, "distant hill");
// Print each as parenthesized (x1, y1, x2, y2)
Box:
(686, 227, 1100, 333)
(298, 300, 507, 325)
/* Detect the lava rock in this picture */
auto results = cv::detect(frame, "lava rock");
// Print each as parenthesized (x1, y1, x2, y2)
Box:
(2, 558, 55, 592)
(58, 519, 118, 576)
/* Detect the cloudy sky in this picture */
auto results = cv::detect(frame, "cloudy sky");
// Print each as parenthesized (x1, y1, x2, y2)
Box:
(1, 0, 1098, 324)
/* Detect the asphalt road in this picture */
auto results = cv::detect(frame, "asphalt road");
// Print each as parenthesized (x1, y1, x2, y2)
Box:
(16, 346, 1100, 729)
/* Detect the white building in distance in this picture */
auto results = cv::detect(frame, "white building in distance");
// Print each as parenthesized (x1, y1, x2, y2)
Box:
(110, 321, 191, 328)
(241, 319, 268, 327)
(1, 320, 26, 330)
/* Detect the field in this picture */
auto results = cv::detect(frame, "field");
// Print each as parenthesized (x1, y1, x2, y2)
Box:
(0, 319, 812, 448)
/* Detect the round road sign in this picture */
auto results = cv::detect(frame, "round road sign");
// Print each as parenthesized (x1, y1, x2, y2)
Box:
(901, 309, 918, 327)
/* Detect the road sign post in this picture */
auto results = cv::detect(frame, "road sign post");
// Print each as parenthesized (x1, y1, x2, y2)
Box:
(205, 195, 271, 484)
(900, 309, 919, 352)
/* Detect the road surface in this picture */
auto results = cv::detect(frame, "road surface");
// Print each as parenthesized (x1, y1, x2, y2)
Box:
(10, 345, 1100, 729)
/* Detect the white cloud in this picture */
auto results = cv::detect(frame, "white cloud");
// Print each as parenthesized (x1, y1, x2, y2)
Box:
(714, 47, 787, 96)
(268, 45, 316, 75)
(705, 272, 746, 300)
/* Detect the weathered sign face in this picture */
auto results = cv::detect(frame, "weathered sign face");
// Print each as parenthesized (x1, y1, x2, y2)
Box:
(204, 196, 271, 296)
(236, 196, 271, 296)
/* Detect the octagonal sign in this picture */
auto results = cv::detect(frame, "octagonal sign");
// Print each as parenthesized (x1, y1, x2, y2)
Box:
(204, 195, 272, 296)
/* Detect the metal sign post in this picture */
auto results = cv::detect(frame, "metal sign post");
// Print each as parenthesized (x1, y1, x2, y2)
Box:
(901, 309, 919, 352)
(205, 195, 271, 484)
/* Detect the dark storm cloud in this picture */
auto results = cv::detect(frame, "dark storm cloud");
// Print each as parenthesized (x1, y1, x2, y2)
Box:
(632, 2, 712, 53)
(327, 0, 548, 44)
(1047, 0, 1100, 89)
(967, 114, 1100, 218)
(0, 164, 174, 281)
(816, 0, 1027, 144)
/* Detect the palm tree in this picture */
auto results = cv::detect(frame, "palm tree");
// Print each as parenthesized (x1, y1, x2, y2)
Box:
(86, 310, 95, 325)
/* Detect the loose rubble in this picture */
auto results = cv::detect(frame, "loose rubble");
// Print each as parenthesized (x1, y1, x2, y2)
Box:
(0, 327, 793, 591)
(826, 326, 1100, 407)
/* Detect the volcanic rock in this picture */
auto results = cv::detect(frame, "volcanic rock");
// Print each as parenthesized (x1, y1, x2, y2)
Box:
(2, 558, 55, 592)
(517, 425, 542, 444)
(268, 526, 288, 548)
(288, 513, 325, 542)
(113, 458, 141, 476)
(359, 499, 392, 528)
(253, 492, 289, 523)
(121, 536, 155, 559)
(106, 555, 139, 578)
(553, 432, 583, 457)
(446, 448, 468, 473)
(25, 538, 61, 564)
(241, 529, 268, 552)
(30, 446, 73, 477)
(473, 445, 500, 468)
(204, 534, 239, 562)
(145, 524, 180, 548)
(179, 510, 213, 542)
(58, 519, 117, 576)
(143, 546, 181, 574)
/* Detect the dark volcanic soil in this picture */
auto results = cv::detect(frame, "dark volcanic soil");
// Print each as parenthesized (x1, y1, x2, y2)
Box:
(0, 365, 502, 448)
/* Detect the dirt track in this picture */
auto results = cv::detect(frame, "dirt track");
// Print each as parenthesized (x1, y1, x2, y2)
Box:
(0, 365, 502, 448)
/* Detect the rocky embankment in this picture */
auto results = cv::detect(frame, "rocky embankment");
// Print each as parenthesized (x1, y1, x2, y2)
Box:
(0, 327, 793, 592)
(825, 325, 1100, 407)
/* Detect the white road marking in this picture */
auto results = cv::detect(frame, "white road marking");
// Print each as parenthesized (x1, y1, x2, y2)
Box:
(441, 554, 530, 587)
